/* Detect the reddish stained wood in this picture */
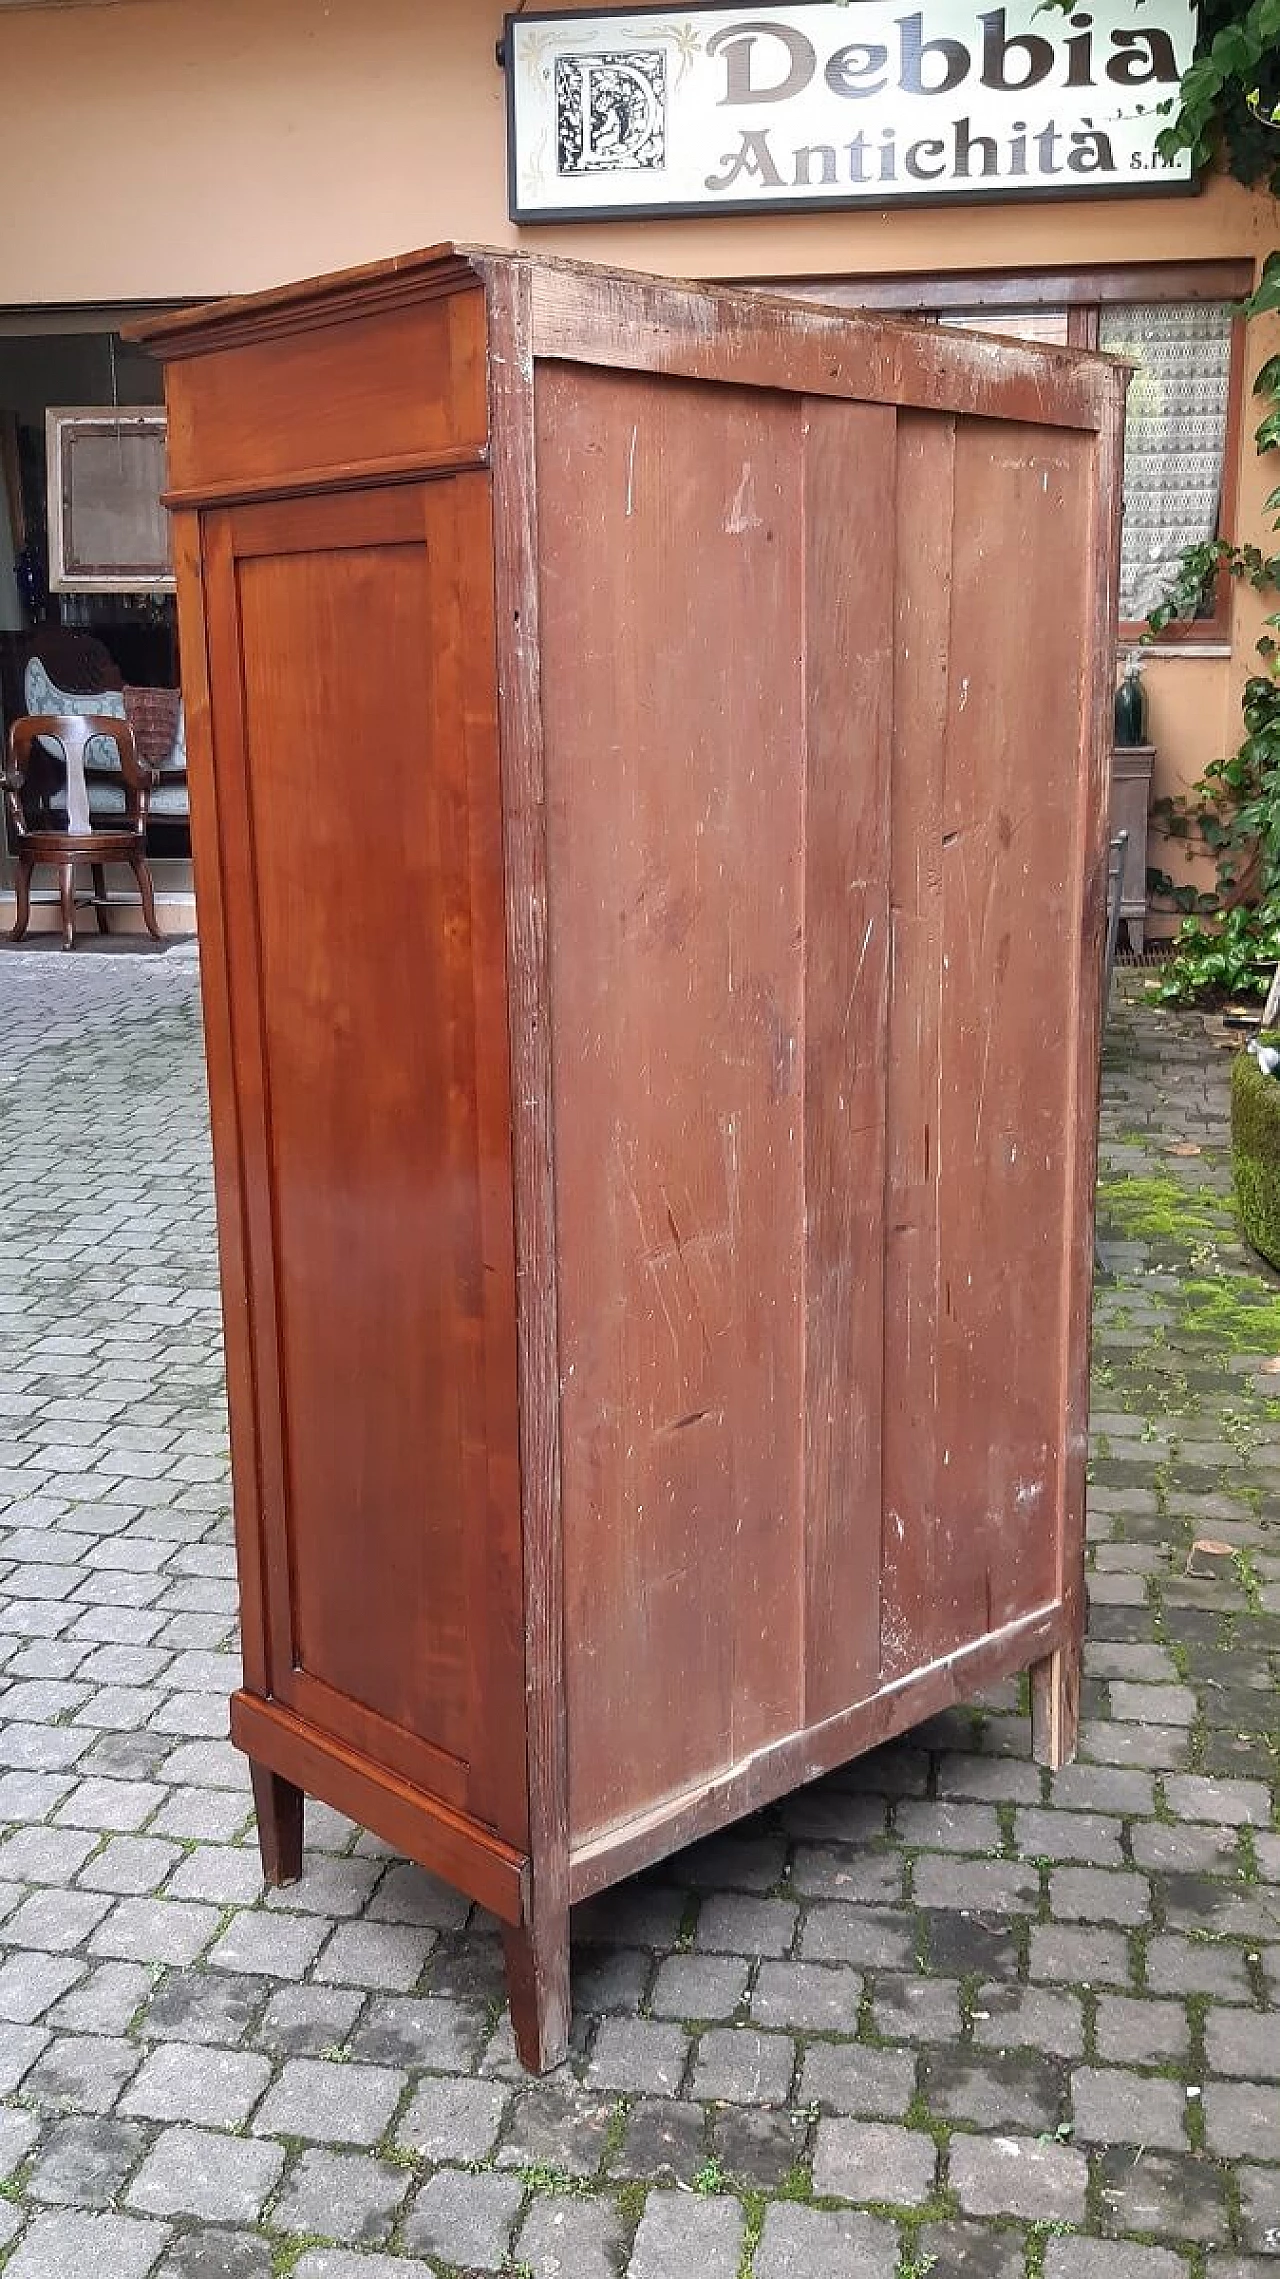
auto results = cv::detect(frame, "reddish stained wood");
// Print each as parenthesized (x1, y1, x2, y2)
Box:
(932, 419, 1094, 1658)
(163, 287, 488, 499)
(141, 245, 1123, 2069)
(880, 412, 956, 1685)
(528, 261, 1116, 434)
(536, 362, 805, 1845)
(568, 1596, 1065, 1903)
(231, 1692, 528, 1924)
(801, 396, 894, 1724)
(479, 254, 571, 2068)
(170, 508, 269, 1702)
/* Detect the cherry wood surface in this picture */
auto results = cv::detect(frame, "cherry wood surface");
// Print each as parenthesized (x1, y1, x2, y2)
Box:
(135, 247, 1125, 2073)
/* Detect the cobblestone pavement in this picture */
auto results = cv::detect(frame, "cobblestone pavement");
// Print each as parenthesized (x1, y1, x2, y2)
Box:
(0, 944, 1277, 2279)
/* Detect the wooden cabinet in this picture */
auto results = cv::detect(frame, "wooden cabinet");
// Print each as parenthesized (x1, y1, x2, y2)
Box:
(135, 249, 1126, 2073)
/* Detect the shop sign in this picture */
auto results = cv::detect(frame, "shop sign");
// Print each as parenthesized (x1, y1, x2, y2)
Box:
(504, 2, 1197, 220)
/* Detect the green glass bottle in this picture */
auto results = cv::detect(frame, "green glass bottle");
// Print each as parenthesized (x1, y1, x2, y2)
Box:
(1114, 653, 1147, 747)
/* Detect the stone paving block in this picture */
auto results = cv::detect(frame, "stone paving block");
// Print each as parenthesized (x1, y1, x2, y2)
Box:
(4, 2210, 171, 2279)
(800, 1903, 917, 1970)
(694, 1892, 797, 1956)
(4, 1890, 113, 1953)
(710, 2104, 810, 2189)
(1072, 2068, 1191, 2151)
(1145, 1935, 1253, 2002)
(1095, 1995, 1190, 2066)
(572, 1943, 650, 2014)
(90, 1898, 220, 1967)
(287, 2258, 437, 2279)
(25, 2117, 150, 2209)
(753, 2202, 899, 2278)
(627, 2189, 745, 2279)
(912, 1856, 1040, 1912)
(1049, 1868, 1152, 1924)
(361, 1859, 468, 1926)
(608, 2096, 707, 2183)
(206, 1911, 328, 1980)
(396, 2073, 509, 2163)
(916, 2219, 1027, 2276)
(24, 2033, 144, 2115)
(971, 1984, 1085, 2057)
(1096, 2146, 1230, 2244)
(921, 2049, 1066, 2131)
(153, 2234, 273, 2279)
(799, 2040, 915, 2118)
(680, 1828, 789, 1891)
(752, 1961, 861, 2034)
(348, 1990, 486, 2069)
(1029, 1926, 1133, 1987)
(496, 2080, 616, 2176)
(121, 2043, 271, 2128)
(0, 2107, 40, 2178)
(127, 2127, 285, 2224)
(811, 2118, 937, 2205)
(649, 1953, 746, 2019)
(949, 2132, 1088, 2221)
(586, 2016, 688, 2095)
(48, 1960, 152, 2036)
(140, 1969, 269, 2048)
(402, 2165, 523, 2269)
(0, 1953, 86, 2024)
(1206, 2010, 1280, 2080)
(163, 1849, 265, 1906)
(271, 2147, 411, 2246)
(251, 2056, 405, 2145)
(689, 2026, 794, 2105)
(1239, 2165, 1280, 2256)
(1043, 2244, 1190, 2277)
(516, 2191, 626, 2279)
(872, 1974, 963, 2043)
(254, 1984, 364, 2057)
(311, 1919, 434, 1992)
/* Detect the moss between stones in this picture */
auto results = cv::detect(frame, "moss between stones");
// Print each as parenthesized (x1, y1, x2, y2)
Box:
(1231, 1044, 1280, 1272)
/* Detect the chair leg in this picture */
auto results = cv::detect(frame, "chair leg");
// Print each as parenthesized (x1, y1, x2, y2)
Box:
(129, 851, 162, 942)
(56, 860, 76, 952)
(8, 852, 33, 942)
(91, 862, 110, 935)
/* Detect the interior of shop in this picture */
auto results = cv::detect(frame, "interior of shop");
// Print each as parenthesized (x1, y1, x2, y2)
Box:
(0, 317, 190, 934)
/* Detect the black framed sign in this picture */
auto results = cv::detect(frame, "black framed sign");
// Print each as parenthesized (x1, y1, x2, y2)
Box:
(504, 2, 1198, 222)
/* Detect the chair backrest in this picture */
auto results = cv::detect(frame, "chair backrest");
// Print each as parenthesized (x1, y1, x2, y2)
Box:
(1103, 830, 1129, 1013)
(7, 714, 147, 837)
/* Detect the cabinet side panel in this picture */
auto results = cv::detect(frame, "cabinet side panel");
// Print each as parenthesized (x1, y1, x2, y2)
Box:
(202, 476, 524, 1833)
(537, 364, 806, 1846)
(881, 415, 1094, 1671)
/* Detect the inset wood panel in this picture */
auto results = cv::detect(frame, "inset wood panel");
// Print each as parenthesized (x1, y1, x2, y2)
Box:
(200, 477, 525, 1833)
(538, 366, 808, 1846)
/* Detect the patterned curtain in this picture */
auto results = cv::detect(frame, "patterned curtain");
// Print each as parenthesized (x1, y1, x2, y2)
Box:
(1098, 303, 1234, 626)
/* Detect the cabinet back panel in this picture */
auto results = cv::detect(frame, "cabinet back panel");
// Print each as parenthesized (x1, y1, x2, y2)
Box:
(536, 366, 1097, 1849)
(200, 477, 523, 1822)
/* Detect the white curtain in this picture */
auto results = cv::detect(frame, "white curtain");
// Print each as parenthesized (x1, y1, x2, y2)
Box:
(1099, 302, 1234, 625)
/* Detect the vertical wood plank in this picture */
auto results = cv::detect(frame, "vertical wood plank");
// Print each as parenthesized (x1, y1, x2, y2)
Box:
(169, 506, 270, 1702)
(879, 414, 955, 1683)
(801, 396, 895, 1724)
(537, 362, 806, 1843)
(482, 257, 571, 2065)
(932, 417, 1094, 1655)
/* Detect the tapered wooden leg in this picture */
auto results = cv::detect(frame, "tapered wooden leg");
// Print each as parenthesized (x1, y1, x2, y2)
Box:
(56, 860, 76, 951)
(130, 852, 162, 941)
(1031, 1641, 1082, 1771)
(502, 1907, 571, 2074)
(9, 853, 32, 941)
(91, 862, 110, 934)
(250, 1760, 304, 1887)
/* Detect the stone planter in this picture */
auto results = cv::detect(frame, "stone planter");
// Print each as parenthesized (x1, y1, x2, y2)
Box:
(1231, 1044, 1280, 1270)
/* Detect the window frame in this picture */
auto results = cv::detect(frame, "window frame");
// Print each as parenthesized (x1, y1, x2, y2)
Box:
(756, 262, 1252, 645)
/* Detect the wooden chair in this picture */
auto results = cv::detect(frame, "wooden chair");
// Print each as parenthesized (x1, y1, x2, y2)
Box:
(5, 713, 161, 950)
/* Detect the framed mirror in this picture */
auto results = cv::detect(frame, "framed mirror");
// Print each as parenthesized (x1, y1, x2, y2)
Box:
(46, 407, 174, 592)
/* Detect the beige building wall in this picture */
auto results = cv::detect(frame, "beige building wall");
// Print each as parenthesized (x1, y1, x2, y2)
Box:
(1, 0, 1276, 935)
